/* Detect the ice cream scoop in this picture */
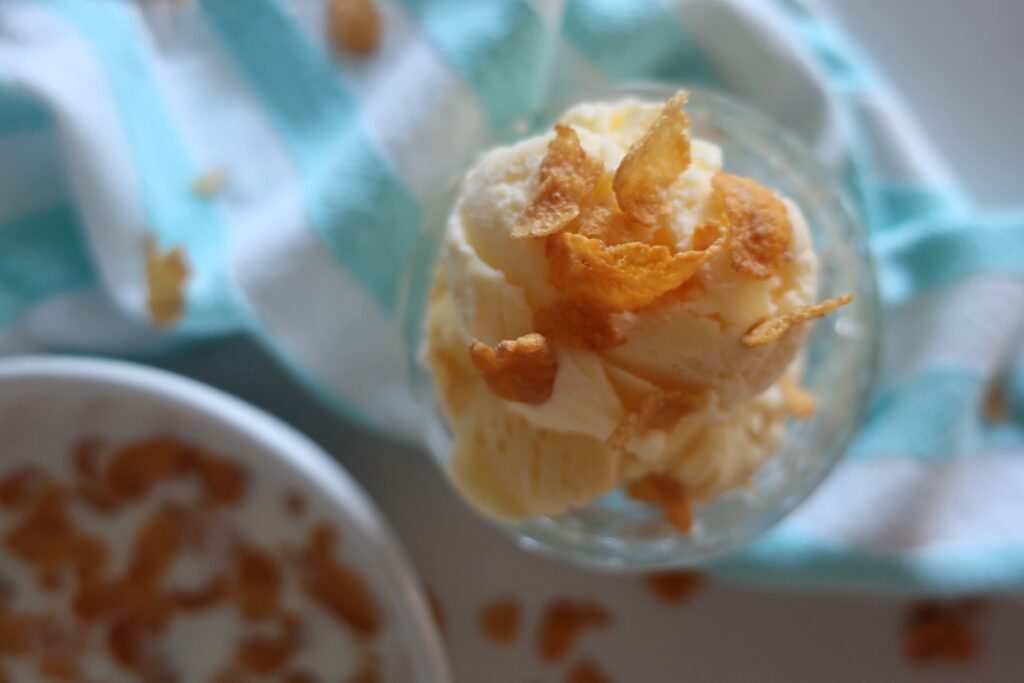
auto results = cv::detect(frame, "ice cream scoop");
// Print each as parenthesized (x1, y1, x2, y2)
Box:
(423, 92, 851, 530)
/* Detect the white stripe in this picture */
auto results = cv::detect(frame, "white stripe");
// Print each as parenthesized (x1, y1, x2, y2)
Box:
(673, 0, 848, 172)
(526, 0, 567, 31)
(231, 187, 419, 437)
(550, 42, 611, 104)
(0, 289, 168, 355)
(849, 90, 962, 188)
(790, 451, 1024, 552)
(0, 129, 68, 223)
(129, 2, 418, 434)
(284, 0, 489, 200)
(0, 3, 148, 318)
(880, 275, 1024, 386)
(804, 0, 964, 191)
(1012, 325, 1024, 368)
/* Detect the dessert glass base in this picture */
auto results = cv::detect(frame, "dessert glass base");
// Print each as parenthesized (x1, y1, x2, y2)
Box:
(401, 83, 879, 570)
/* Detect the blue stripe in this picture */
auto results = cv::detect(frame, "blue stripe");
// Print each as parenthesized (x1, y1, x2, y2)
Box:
(850, 367, 985, 461)
(715, 524, 1024, 594)
(44, 0, 241, 333)
(0, 204, 95, 325)
(564, 0, 718, 86)
(0, 84, 53, 135)
(872, 179, 966, 231)
(780, 5, 874, 92)
(874, 210, 1024, 306)
(396, 0, 548, 130)
(1009, 365, 1024, 425)
(200, 0, 421, 312)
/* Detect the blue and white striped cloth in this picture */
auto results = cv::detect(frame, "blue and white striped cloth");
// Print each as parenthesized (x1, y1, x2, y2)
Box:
(2, 0, 1023, 592)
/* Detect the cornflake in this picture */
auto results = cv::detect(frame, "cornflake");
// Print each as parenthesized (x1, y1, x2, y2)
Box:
(191, 168, 229, 198)
(234, 545, 283, 620)
(608, 389, 707, 453)
(712, 172, 792, 279)
(904, 600, 982, 664)
(328, 0, 382, 57)
(690, 220, 722, 250)
(469, 333, 558, 404)
(566, 659, 614, 683)
(626, 473, 693, 533)
(234, 613, 301, 674)
(538, 599, 611, 662)
(546, 229, 724, 312)
(534, 300, 624, 351)
(478, 597, 521, 645)
(0, 465, 48, 510)
(145, 236, 189, 327)
(574, 172, 679, 246)
(513, 124, 604, 239)
(643, 570, 703, 604)
(742, 294, 854, 347)
(613, 90, 691, 225)
(297, 522, 383, 637)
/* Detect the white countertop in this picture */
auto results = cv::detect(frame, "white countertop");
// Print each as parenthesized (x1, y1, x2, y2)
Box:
(158, 2, 1024, 680)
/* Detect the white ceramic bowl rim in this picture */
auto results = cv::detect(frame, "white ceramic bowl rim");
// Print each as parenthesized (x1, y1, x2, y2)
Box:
(0, 355, 450, 683)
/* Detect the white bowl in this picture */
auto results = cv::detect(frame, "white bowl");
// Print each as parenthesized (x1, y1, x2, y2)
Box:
(0, 356, 450, 683)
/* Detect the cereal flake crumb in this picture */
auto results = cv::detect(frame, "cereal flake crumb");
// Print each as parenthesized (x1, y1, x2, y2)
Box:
(644, 571, 703, 604)
(190, 168, 229, 198)
(904, 599, 983, 664)
(284, 490, 308, 517)
(538, 599, 611, 662)
(742, 295, 853, 347)
(627, 473, 693, 534)
(614, 90, 691, 225)
(328, 0, 382, 58)
(514, 124, 604, 239)
(566, 659, 613, 683)
(609, 390, 707, 454)
(712, 172, 792, 279)
(534, 300, 625, 351)
(479, 597, 521, 645)
(144, 236, 189, 327)
(546, 229, 723, 313)
(469, 333, 558, 405)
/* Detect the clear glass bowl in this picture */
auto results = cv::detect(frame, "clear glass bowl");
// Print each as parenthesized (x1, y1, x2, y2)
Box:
(400, 83, 879, 571)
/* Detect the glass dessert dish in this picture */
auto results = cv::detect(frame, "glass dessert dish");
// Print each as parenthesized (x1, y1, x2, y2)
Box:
(401, 83, 879, 570)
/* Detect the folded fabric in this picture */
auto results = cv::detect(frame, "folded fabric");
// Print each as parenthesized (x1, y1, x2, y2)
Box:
(1, 0, 1022, 592)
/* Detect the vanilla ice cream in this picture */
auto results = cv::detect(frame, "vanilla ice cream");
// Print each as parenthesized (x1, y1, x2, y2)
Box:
(424, 94, 847, 529)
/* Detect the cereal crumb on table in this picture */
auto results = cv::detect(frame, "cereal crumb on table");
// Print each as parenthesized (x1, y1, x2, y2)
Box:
(644, 570, 703, 604)
(538, 599, 612, 662)
(479, 596, 522, 645)
(566, 659, 613, 683)
(904, 599, 983, 664)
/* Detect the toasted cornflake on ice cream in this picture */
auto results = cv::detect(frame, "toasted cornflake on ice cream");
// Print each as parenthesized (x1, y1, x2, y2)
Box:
(423, 91, 852, 531)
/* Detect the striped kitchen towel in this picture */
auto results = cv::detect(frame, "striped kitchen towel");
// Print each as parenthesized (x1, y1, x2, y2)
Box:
(1, 0, 1023, 591)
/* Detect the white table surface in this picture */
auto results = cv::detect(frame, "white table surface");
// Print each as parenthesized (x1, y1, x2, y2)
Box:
(158, 2, 1024, 681)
